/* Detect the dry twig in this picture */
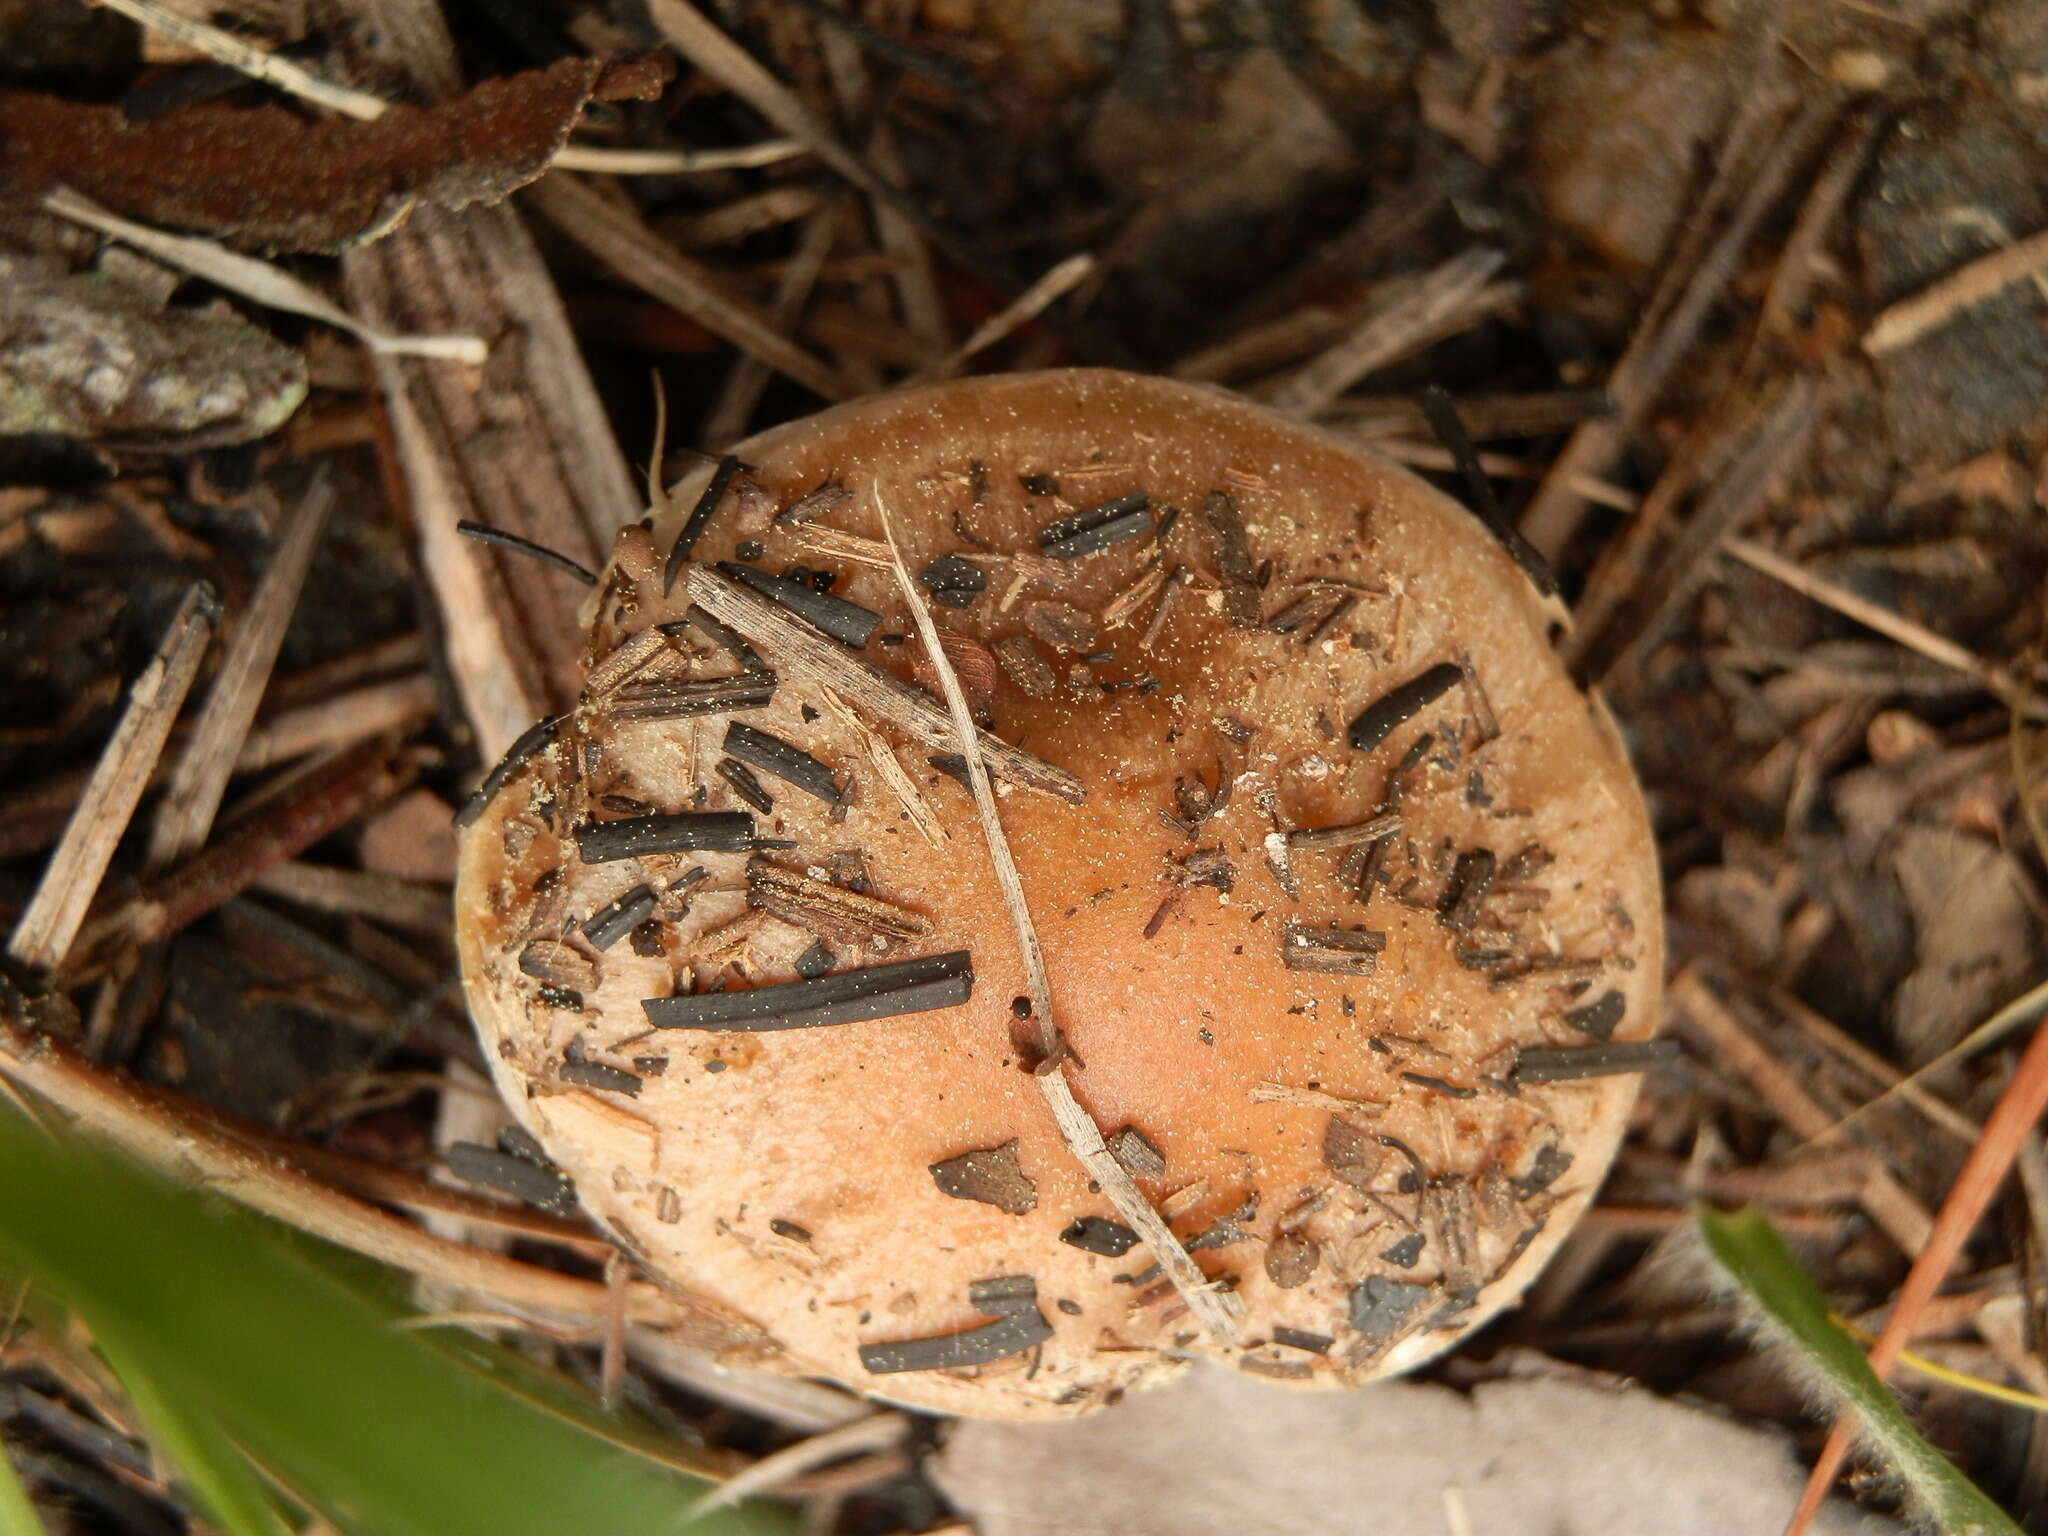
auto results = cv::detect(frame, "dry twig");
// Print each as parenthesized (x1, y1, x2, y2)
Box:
(149, 480, 335, 869)
(7, 585, 216, 973)
(870, 489, 1242, 1343)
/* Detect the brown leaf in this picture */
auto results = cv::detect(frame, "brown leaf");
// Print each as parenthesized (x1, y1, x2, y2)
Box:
(0, 54, 673, 254)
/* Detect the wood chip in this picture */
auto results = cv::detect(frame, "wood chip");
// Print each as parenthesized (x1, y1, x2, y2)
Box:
(1105, 1126, 1166, 1180)
(746, 858, 932, 947)
(1281, 921, 1386, 977)
(929, 1140, 1037, 1215)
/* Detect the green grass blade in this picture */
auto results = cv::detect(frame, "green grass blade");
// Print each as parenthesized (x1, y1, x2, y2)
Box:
(0, 1432, 48, 1536)
(0, 1108, 778, 1536)
(88, 1335, 292, 1536)
(1697, 1204, 2021, 1536)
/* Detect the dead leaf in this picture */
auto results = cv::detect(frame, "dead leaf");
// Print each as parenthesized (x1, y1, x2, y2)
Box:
(933, 1362, 1899, 1536)
(0, 251, 304, 445)
(1886, 824, 2038, 1065)
(0, 54, 672, 253)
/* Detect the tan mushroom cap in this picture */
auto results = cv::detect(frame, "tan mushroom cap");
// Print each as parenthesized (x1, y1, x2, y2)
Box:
(454, 369, 1663, 1419)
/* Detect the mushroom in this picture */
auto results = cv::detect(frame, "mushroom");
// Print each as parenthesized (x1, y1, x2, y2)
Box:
(453, 369, 1664, 1419)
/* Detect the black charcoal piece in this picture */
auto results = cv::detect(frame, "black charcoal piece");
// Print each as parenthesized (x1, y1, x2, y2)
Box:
(928, 753, 992, 794)
(1416, 388, 1558, 598)
(447, 1142, 576, 1215)
(1514, 1143, 1574, 1197)
(1348, 663, 1464, 753)
(608, 672, 777, 722)
(1513, 1039, 1680, 1083)
(714, 757, 775, 813)
(1380, 1232, 1426, 1268)
(930, 1140, 1037, 1215)
(918, 553, 989, 608)
(560, 1059, 643, 1096)
(1196, 490, 1259, 627)
(1563, 989, 1626, 1042)
(1376, 1133, 1426, 1194)
(857, 1276, 1053, 1374)
(456, 521, 597, 586)
(643, 949, 973, 1031)
(665, 453, 741, 589)
(718, 561, 880, 648)
(681, 604, 765, 671)
(455, 715, 561, 828)
(581, 885, 656, 952)
(574, 812, 756, 862)
(1438, 848, 1497, 933)
(724, 721, 840, 804)
(1059, 1216, 1139, 1257)
(1282, 921, 1386, 977)
(499, 1125, 549, 1164)
(769, 1218, 812, 1242)
(1401, 1071, 1478, 1099)
(1036, 492, 1151, 559)
(1272, 1326, 1333, 1354)
(794, 940, 836, 979)
(1186, 1206, 1256, 1251)
(1456, 947, 1516, 972)
(535, 984, 583, 1011)
(629, 921, 666, 958)
(1348, 1275, 1428, 1337)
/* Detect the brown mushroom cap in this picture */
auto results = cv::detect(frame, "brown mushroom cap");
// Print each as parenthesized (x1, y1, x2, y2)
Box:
(454, 369, 1663, 1419)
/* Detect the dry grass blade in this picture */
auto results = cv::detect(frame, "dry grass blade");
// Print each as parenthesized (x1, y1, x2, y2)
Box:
(94, 0, 388, 118)
(1721, 537, 2009, 690)
(1517, 95, 1835, 560)
(1263, 250, 1509, 416)
(625, 1330, 868, 1433)
(1673, 969, 1932, 1256)
(7, 584, 216, 974)
(680, 565, 1083, 803)
(815, 687, 947, 848)
(1864, 225, 2048, 356)
(705, 203, 839, 447)
(148, 480, 335, 870)
(43, 188, 485, 362)
(235, 674, 438, 774)
(1785, 1004, 2048, 1533)
(686, 1410, 905, 1518)
(1750, 109, 1883, 367)
(522, 173, 845, 400)
(869, 489, 1242, 1344)
(248, 861, 450, 933)
(1809, 975, 2048, 1149)
(920, 253, 1097, 382)
(642, 0, 898, 206)
(62, 740, 418, 981)
(1596, 379, 1818, 685)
